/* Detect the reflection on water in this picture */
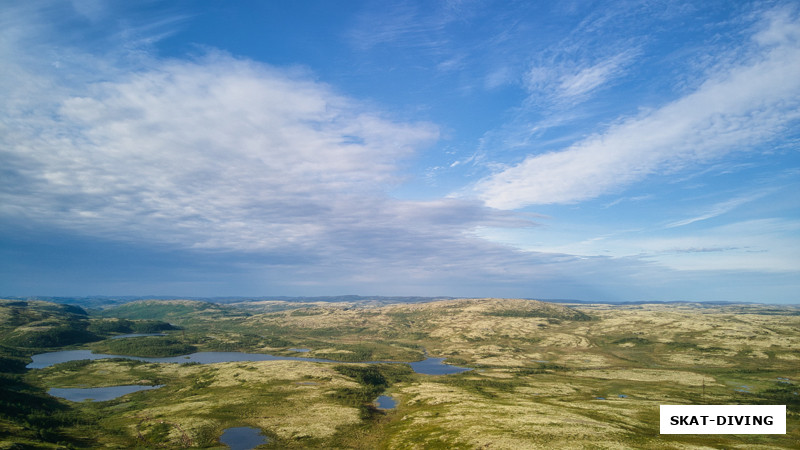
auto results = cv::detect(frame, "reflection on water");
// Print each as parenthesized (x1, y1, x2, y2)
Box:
(27, 350, 471, 375)
(219, 426, 268, 450)
(48, 385, 163, 402)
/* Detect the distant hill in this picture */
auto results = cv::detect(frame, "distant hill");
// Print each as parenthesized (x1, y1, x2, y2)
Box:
(0, 299, 97, 350)
(387, 297, 593, 322)
(5, 295, 461, 309)
(99, 299, 250, 323)
(2, 295, 771, 312)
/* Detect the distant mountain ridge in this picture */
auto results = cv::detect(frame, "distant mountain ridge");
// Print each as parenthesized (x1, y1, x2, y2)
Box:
(1, 295, 765, 309)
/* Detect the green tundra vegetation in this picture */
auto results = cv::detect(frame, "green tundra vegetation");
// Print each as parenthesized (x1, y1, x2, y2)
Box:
(0, 297, 798, 448)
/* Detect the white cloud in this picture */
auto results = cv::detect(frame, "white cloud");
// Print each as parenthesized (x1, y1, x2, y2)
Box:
(1, 52, 445, 251)
(473, 10, 800, 209)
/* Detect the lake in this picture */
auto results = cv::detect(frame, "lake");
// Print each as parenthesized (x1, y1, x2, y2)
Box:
(219, 426, 268, 450)
(409, 357, 471, 375)
(48, 384, 164, 402)
(27, 350, 471, 375)
(375, 395, 396, 409)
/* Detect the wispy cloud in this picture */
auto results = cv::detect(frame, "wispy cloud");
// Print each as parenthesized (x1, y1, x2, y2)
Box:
(640, 219, 800, 273)
(665, 190, 774, 228)
(558, 51, 636, 98)
(347, 1, 454, 52)
(602, 194, 654, 209)
(472, 9, 800, 209)
(525, 49, 638, 104)
(69, 0, 106, 22)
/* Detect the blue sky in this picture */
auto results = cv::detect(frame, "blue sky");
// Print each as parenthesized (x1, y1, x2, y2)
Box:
(1, 0, 799, 303)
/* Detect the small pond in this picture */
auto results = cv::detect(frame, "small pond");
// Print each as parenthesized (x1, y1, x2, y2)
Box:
(48, 384, 163, 402)
(111, 333, 167, 339)
(409, 357, 471, 375)
(219, 426, 268, 450)
(287, 348, 310, 352)
(375, 395, 396, 409)
(27, 350, 470, 375)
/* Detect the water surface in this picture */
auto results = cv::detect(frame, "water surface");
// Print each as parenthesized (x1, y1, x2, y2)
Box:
(409, 357, 471, 375)
(48, 384, 163, 402)
(219, 427, 268, 450)
(375, 395, 396, 409)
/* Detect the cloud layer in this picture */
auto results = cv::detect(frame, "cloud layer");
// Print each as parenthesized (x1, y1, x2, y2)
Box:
(0, 20, 549, 295)
(2, 51, 445, 247)
(2, 1, 798, 302)
(473, 10, 800, 209)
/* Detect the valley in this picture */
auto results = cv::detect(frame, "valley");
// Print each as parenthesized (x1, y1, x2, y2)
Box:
(1, 298, 798, 448)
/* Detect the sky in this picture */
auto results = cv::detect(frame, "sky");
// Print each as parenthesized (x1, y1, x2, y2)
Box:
(1, 0, 799, 303)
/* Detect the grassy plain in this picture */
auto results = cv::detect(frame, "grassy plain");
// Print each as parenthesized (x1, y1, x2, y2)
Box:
(1, 298, 798, 448)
